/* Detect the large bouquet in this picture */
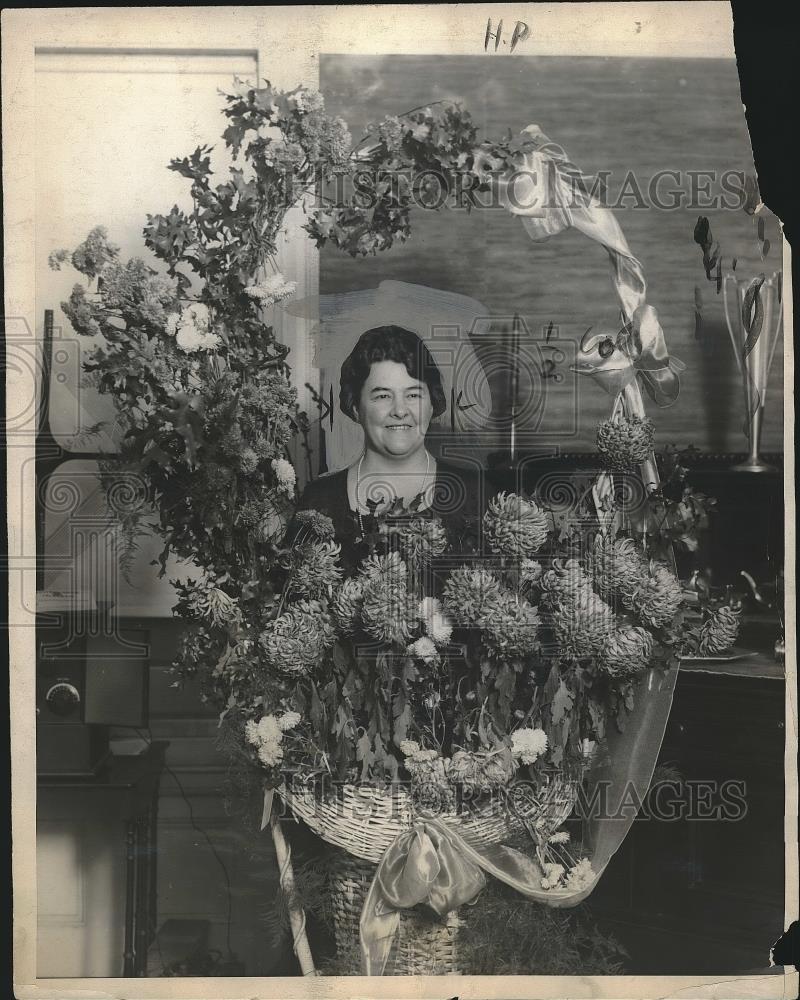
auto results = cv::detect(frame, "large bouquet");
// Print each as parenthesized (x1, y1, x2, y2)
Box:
(180, 479, 699, 889)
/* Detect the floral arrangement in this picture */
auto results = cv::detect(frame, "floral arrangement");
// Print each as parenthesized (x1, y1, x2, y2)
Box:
(49, 83, 724, 938)
(180, 469, 704, 891)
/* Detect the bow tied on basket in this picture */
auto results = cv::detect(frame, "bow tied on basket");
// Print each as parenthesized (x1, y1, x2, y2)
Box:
(359, 817, 597, 976)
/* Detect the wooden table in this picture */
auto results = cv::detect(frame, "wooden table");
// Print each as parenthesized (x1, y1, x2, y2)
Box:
(589, 651, 786, 973)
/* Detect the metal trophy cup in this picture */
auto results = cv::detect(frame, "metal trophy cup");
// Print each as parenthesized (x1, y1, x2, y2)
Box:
(722, 270, 783, 472)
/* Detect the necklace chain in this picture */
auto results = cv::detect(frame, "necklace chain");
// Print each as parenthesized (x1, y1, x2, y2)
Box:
(355, 450, 432, 538)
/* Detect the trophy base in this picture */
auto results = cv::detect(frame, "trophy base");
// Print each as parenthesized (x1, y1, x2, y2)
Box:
(730, 457, 777, 473)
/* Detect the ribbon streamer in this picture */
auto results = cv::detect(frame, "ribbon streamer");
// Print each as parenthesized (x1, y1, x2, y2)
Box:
(499, 126, 684, 409)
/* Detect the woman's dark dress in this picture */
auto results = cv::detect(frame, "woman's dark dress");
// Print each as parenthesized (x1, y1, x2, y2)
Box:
(288, 458, 486, 574)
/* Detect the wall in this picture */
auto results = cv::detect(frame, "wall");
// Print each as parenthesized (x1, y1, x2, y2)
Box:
(319, 54, 785, 455)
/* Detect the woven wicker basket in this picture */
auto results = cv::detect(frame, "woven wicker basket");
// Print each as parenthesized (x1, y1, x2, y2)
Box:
(283, 775, 575, 863)
(282, 776, 577, 975)
(327, 849, 463, 975)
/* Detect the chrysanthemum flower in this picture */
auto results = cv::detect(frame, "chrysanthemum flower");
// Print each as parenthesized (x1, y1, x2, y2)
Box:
(185, 582, 242, 630)
(484, 492, 550, 557)
(245, 272, 298, 306)
(278, 711, 301, 732)
(542, 560, 615, 658)
(449, 749, 515, 794)
(259, 600, 336, 676)
(442, 566, 503, 626)
(592, 535, 646, 601)
(403, 748, 453, 807)
(541, 862, 565, 890)
(511, 727, 549, 765)
(598, 624, 654, 677)
(360, 577, 418, 644)
(176, 325, 222, 353)
(245, 714, 286, 769)
(418, 597, 442, 621)
(564, 858, 596, 891)
(482, 591, 541, 658)
(596, 414, 655, 470)
(698, 605, 741, 655)
(426, 611, 453, 647)
(271, 458, 296, 497)
(293, 509, 335, 540)
(387, 516, 447, 566)
(332, 577, 364, 634)
(627, 560, 683, 629)
(360, 551, 407, 582)
(289, 540, 343, 599)
(520, 559, 544, 586)
(408, 635, 438, 663)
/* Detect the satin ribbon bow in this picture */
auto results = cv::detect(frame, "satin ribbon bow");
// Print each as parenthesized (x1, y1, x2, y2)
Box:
(359, 817, 595, 976)
(493, 127, 683, 408)
(571, 304, 685, 407)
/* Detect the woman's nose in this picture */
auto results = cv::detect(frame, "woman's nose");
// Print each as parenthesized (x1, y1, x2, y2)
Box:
(390, 396, 409, 417)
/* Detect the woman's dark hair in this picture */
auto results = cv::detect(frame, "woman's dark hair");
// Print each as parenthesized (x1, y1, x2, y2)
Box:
(339, 325, 447, 422)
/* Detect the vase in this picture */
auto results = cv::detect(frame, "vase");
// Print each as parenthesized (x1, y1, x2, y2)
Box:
(722, 271, 783, 472)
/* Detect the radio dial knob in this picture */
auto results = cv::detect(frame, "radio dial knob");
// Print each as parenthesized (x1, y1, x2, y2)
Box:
(45, 681, 81, 717)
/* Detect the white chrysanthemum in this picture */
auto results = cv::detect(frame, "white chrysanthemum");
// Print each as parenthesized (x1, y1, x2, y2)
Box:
(399, 740, 421, 757)
(175, 326, 221, 354)
(271, 458, 296, 496)
(564, 858, 596, 891)
(256, 715, 283, 744)
(511, 727, 549, 765)
(278, 711, 301, 732)
(245, 273, 297, 305)
(409, 635, 438, 663)
(418, 597, 442, 621)
(257, 741, 284, 768)
(426, 611, 453, 647)
(184, 302, 211, 330)
(165, 312, 180, 336)
(541, 862, 565, 890)
(294, 88, 325, 114)
(204, 587, 241, 629)
(244, 720, 260, 746)
(549, 831, 570, 844)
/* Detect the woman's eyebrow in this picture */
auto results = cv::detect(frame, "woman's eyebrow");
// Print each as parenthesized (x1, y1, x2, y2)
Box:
(369, 384, 424, 392)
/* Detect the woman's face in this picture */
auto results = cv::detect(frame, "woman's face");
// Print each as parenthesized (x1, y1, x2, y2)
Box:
(355, 360, 434, 460)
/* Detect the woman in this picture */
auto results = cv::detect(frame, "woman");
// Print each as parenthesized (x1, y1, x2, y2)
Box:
(279, 327, 487, 969)
(289, 325, 484, 572)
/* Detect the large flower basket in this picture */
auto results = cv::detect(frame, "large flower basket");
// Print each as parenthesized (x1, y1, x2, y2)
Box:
(282, 775, 577, 975)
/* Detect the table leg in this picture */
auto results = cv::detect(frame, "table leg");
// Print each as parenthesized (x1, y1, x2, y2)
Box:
(147, 783, 161, 955)
(133, 814, 148, 975)
(123, 821, 136, 977)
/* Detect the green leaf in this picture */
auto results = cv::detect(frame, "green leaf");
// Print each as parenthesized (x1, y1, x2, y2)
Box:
(551, 680, 575, 727)
(309, 681, 324, 734)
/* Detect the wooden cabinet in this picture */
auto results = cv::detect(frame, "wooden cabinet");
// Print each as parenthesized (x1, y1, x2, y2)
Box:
(589, 661, 785, 974)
